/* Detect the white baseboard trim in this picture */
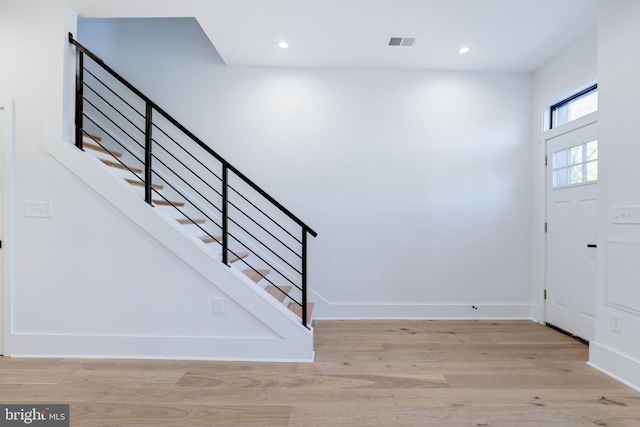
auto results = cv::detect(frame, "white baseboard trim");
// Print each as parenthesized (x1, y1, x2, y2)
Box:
(7, 332, 314, 363)
(311, 299, 534, 320)
(588, 341, 640, 392)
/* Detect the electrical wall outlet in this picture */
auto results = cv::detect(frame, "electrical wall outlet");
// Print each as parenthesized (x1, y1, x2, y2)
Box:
(213, 297, 225, 314)
(611, 313, 623, 334)
(25, 202, 52, 218)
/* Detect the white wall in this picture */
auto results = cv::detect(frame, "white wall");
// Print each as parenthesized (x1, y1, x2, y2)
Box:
(0, 2, 314, 361)
(0, 0, 536, 362)
(589, 0, 640, 390)
(531, 27, 598, 322)
(78, 17, 534, 319)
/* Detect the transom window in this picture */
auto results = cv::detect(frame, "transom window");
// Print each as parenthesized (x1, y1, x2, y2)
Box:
(553, 140, 598, 188)
(550, 84, 598, 129)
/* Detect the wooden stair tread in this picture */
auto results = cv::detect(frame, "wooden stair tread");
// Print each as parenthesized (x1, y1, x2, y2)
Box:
(82, 131, 102, 141)
(228, 251, 249, 263)
(243, 268, 270, 283)
(265, 285, 292, 303)
(200, 235, 222, 244)
(178, 218, 206, 225)
(84, 141, 122, 157)
(124, 178, 163, 190)
(100, 158, 143, 174)
(288, 302, 314, 324)
(153, 199, 185, 207)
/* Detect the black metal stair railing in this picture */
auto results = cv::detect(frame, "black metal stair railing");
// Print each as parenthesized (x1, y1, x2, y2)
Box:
(69, 33, 317, 328)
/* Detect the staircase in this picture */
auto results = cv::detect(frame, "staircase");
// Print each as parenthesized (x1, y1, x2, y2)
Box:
(69, 33, 316, 330)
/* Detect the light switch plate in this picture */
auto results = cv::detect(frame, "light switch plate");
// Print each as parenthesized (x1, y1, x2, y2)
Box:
(25, 202, 52, 218)
(613, 206, 640, 224)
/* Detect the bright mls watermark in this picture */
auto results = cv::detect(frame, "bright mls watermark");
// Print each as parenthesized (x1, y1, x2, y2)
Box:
(0, 405, 69, 426)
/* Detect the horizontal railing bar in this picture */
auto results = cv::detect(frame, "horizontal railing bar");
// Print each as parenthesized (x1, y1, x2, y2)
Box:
(228, 200, 301, 257)
(228, 234, 301, 291)
(83, 114, 145, 164)
(149, 169, 223, 220)
(152, 122, 223, 183)
(227, 215, 303, 275)
(83, 99, 144, 153)
(148, 190, 223, 241)
(80, 122, 143, 182)
(70, 33, 316, 237)
(229, 184, 302, 244)
(85, 115, 224, 251)
(150, 153, 223, 215)
(150, 186, 222, 231)
(86, 112, 224, 251)
(228, 166, 317, 237)
(152, 137, 223, 199)
(83, 80, 145, 136)
(84, 67, 145, 120)
(229, 245, 303, 301)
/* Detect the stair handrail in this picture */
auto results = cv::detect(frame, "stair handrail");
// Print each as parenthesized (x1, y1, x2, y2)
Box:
(68, 33, 317, 238)
(69, 32, 316, 327)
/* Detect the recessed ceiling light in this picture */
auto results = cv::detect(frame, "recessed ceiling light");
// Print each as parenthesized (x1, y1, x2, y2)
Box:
(459, 47, 470, 54)
(278, 41, 289, 49)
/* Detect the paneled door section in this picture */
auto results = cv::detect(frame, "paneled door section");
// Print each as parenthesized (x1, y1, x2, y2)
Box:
(545, 120, 598, 342)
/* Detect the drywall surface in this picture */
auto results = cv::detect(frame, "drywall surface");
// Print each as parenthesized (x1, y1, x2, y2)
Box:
(79, 17, 534, 319)
(0, 4, 312, 361)
(589, 0, 640, 390)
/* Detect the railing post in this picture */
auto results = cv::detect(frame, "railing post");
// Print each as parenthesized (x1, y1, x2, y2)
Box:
(302, 229, 308, 328)
(74, 49, 84, 150)
(222, 164, 229, 265)
(144, 102, 153, 205)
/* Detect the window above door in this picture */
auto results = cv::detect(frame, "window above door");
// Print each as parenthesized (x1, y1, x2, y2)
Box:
(550, 84, 598, 129)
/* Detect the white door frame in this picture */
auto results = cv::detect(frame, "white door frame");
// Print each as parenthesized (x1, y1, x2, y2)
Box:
(0, 100, 15, 356)
(542, 111, 598, 328)
(533, 75, 598, 325)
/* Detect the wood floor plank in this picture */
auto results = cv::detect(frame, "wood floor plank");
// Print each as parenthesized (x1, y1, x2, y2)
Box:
(0, 384, 107, 403)
(444, 373, 626, 390)
(295, 360, 543, 376)
(0, 320, 637, 426)
(0, 369, 70, 385)
(288, 406, 625, 427)
(60, 369, 184, 387)
(393, 388, 640, 408)
(72, 403, 291, 427)
(176, 372, 449, 389)
(95, 386, 267, 405)
(259, 389, 397, 407)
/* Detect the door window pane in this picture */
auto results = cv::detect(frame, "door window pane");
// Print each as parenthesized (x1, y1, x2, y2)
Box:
(554, 150, 568, 168)
(569, 145, 583, 165)
(552, 140, 598, 188)
(554, 169, 568, 187)
(586, 161, 598, 182)
(586, 141, 598, 161)
(569, 165, 583, 184)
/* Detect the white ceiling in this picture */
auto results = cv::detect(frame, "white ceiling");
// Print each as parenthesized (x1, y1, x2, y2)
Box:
(197, 0, 597, 72)
(69, 0, 598, 73)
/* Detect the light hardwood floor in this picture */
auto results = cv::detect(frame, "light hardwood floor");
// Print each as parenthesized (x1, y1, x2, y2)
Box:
(0, 320, 638, 426)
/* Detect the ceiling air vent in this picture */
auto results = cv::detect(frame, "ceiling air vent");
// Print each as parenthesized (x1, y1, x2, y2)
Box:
(388, 36, 416, 47)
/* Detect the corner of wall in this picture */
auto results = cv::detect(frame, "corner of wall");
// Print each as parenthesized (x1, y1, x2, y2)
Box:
(62, 6, 78, 141)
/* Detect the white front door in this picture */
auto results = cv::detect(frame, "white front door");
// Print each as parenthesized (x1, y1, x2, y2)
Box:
(545, 120, 598, 342)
